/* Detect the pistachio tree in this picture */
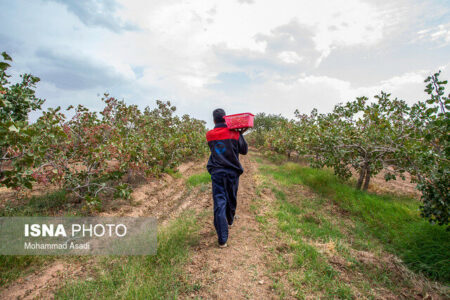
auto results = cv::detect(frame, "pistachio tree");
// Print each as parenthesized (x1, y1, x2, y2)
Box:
(407, 72, 449, 226)
(0, 52, 208, 210)
(0, 52, 45, 189)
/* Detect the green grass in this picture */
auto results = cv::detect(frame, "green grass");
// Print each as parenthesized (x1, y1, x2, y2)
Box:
(277, 198, 344, 242)
(260, 162, 450, 283)
(0, 255, 53, 287)
(0, 190, 70, 217)
(270, 188, 354, 299)
(262, 151, 286, 165)
(55, 211, 201, 299)
(164, 168, 183, 179)
(186, 171, 211, 187)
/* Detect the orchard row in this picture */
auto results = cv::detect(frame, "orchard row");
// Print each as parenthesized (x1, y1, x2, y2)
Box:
(0, 52, 208, 209)
(249, 73, 449, 227)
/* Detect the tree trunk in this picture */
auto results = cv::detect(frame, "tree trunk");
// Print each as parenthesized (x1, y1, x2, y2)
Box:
(356, 167, 365, 190)
(127, 169, 133, 183)
(363, 165, 371, 191)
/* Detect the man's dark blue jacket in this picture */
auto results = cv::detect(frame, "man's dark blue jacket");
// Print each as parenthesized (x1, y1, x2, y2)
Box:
(206, 123, 248, 175)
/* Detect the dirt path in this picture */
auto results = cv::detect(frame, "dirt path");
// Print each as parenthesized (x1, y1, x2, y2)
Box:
(184, 154, 278, 299)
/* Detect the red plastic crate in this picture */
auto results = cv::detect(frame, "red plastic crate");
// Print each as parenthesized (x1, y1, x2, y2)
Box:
(224, 113, 254, 129)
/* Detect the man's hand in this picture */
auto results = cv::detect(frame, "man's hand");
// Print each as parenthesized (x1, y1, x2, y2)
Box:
(236, 127, 248, 134)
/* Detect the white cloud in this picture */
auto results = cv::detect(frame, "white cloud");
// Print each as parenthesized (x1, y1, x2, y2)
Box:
(112, 0, 391, 73)
(278, 51, 304, 64)
(1, 0, 449, 127)
(416, 22, 450, 46)
(229, 66, 450, 121)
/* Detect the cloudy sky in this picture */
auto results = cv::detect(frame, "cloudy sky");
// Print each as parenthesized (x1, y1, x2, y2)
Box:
(1, 0, 449, 126)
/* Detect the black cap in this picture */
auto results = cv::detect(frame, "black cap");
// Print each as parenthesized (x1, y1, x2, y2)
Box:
(213, 108, 226, 123)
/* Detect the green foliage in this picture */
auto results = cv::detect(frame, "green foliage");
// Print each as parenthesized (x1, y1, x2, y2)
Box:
(254, 72, 449, 226)
(248, 113, 287, 147)
(113, 183, 132, 200)
(0, 52, 208, 206)
(409, 71, 449, 226)
(305, 93, 413, 191)
(0, 52, 45, 189)
(0, 52, 44, 122)
(47, 96, 208, 202)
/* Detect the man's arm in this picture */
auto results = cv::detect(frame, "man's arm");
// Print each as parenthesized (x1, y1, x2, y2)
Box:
(238, 133, 248, 155)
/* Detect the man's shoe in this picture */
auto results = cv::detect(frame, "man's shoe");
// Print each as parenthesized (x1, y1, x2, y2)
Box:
(228, 215, 238, 227)
(218, 242, 228, 248)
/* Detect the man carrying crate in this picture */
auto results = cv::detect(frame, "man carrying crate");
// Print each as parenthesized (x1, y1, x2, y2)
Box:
(206, 108, 248, 248)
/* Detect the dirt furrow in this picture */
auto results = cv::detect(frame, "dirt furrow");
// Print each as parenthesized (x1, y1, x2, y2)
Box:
(183, 155, 278, 299)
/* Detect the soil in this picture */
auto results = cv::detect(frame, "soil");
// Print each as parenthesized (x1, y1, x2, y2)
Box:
(0, 260, 91, 300)
(353, 168, 420, 198)
(183, 154, 278, 299)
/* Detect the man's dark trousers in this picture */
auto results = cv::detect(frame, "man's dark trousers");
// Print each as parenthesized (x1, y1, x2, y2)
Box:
(211, 168, 239, 245)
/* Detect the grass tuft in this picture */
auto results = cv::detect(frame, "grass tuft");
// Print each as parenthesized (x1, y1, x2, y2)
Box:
(186, 172, 211, 187)
(0, 190, 69, 217)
